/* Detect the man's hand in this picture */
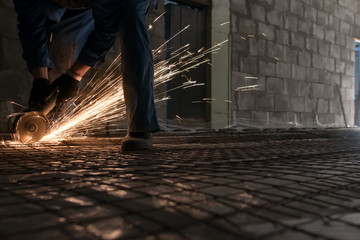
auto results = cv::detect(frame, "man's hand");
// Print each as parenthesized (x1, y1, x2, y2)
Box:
(28, 78, 50, 109)
(50, 74, 80, 109)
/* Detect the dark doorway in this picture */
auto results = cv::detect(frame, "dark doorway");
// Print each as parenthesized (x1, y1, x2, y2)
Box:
(165, 0, 209, 126)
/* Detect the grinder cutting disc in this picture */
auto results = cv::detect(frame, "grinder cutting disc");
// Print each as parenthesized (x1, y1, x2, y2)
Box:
(15, 112, 48, 143)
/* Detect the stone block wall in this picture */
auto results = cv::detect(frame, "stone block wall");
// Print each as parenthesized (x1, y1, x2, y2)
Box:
(231, 0, 359, 128)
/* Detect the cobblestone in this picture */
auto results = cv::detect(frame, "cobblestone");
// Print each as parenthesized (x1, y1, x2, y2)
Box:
(1, 129, 360, 239)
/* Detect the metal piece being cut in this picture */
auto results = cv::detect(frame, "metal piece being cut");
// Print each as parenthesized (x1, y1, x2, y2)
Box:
(15, 112, 48, 143)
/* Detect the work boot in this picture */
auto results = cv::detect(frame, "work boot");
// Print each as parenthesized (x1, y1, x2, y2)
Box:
(121, 132, 153, 151)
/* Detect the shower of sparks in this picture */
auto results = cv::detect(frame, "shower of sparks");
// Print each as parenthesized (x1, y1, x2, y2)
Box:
(39, 26, 228, 143)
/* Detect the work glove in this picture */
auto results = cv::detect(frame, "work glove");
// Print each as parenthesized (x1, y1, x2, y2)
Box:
(28, 78, 50, 109)
(50, 74, 80, 110)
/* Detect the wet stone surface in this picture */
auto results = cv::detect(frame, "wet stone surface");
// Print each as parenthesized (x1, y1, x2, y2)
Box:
(1, 129, 360, 239)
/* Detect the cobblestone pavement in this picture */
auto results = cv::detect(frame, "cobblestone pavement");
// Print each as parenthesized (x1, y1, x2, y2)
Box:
(1, 129, 360, 240)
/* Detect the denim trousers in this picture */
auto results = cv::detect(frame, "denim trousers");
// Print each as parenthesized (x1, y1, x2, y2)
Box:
(47, 0, 160, 133)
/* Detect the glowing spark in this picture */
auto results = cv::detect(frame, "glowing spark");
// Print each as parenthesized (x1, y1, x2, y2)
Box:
(247, 34, 255, 38)
(50, 32, 53, 43)
(245, 76, 258, 80)
(274, 57, 280, 61)
(235, 85, 261, 92)
(220, 21, 230, 26)
(148, 24, 153, 30)
(202, 98, 216, 101)
(153, 11, 166, 23)
(241, 36, 246, 40)
(261, 32, 267, 38)
(225, 100, 232, 103)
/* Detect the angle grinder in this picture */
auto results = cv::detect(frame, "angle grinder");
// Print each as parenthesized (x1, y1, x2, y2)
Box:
(9, 90, 58, 144)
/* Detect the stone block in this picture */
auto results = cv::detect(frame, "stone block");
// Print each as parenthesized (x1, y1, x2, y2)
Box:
(276, 61, 292, 79)
(341, 75, 352, 88)
(249, 38, 266, 56)
(0, 69, 31, 103)
(340, 48, 351, 61)
(312, 0, 324, 10)
(0, 0, 13, 8)
(312, 83, 324, 98)
(325, 29, 335, 43)
(305, 97, 317, 112)
(269, 111, 285, 127)
(251, 4, 265, 22)
(233, 34, 247, 52)
(299, 51, 311, 67)
(331, 73, 341, 85)
(335, 32, 346, 46)
(323, 85, 335, 100)
(346, 35, 355, 49)
(304, 5, 317, 22)
(275, 95, 289, 111)
(324, 1, 336, 15)
(267, 9, 283, 27)
(268, 41, 284, 60)
(266, 77, 282, 94)
(306, 38, 318, 52)
(329, 99, 342, 114)
(292, 64, 306, 81)
(232, 52, 240, 72)
(339, 21, 350, 34)
(290, 0, 304, 17)
(259, 58, 276, 77)
(317, 99, 329, 113)
(233, 110, 251, 126)
(235, 92, 256, 110)
(306, 67, 320, 82)
(258, 22, 275, 41)
(317, 11, 328, 26)
(298, 81, 311, 97)
(240, 56, 257, 74)
(252, 110, 269, 127)
(275, 29, 289, 45)
(300, 112, 316, 127)
(239, 18, 257, 35)
(312, 54, 324, 70)
(284, 13, 297, 31)
(318, 41, 330, 56)
(0, 8, 18, 39)
(345, 62, 355, 77)
(274, 0, 289, 11)
(329, 44, 341, 59)
(256, 94, 274, 110)
(290, 96, 305, 112)
(283, 78, 297, 96)
(324, 57, 335, 72)
(312, 24, 325, 40)
(298, 19, 312, 34)
(291, 32, 305, 49)
(231, 0, 247, 15)
(318, 70, 331, 85)
(0, 38, 27, 70)
(317, 113, 335, 125)
(335, 59, 345, 74)
(283, 46, 297, 64)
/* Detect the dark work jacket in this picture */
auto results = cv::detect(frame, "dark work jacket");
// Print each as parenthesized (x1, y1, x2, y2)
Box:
(13, 0, 157, 70)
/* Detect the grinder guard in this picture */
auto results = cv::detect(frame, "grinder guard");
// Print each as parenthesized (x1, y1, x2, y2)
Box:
(10, 90, 58, 143)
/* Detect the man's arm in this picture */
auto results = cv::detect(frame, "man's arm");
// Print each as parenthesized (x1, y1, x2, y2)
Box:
(13, 0, 53, 72)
